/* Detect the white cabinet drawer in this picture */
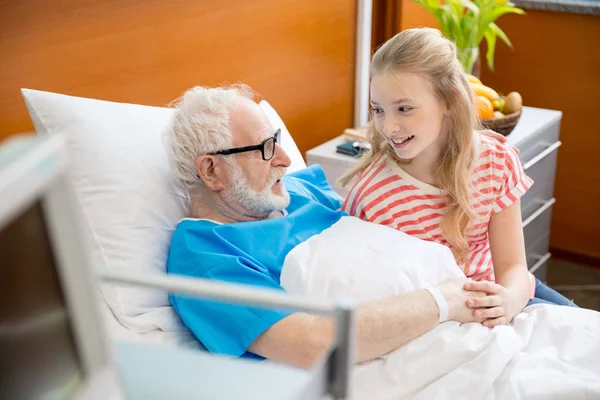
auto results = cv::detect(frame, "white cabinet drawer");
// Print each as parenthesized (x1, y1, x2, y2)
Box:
(523, 197, 554, 251)
(515, 118, 560, 163)
(526, 234, 550, 282)
(520, 141, 560, 221)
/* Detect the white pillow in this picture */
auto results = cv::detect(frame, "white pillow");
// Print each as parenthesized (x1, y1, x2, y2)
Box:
(21, 89, 306, 336)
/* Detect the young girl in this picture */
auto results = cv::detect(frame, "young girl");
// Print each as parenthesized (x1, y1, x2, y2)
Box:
(339, 28, 574, 328)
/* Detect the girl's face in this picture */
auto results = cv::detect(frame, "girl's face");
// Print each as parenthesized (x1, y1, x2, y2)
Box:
(370, 71, 448, 161)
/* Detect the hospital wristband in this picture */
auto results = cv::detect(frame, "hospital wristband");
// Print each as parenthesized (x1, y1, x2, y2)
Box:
(425, 286, 449, 323)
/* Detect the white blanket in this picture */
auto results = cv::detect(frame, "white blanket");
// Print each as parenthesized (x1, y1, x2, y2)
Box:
(280, 216, 600, 399)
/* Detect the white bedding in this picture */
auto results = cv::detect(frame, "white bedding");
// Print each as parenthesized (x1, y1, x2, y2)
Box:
(281, 216, 600, 399)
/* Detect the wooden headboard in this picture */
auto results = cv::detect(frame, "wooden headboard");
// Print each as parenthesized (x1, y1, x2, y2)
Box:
(0, 0, 357, 154)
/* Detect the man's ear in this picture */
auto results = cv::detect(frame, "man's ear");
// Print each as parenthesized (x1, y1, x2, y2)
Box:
(195, 155, 226, 191)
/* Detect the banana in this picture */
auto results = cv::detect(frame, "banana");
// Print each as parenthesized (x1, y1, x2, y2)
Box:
(492, 97, 505, 112)
(466, 74, 482, 85)
(470, 83, 499, 102)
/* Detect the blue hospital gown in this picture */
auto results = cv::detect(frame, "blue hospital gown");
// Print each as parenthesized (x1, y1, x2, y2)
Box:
(167, 165, 345, 359)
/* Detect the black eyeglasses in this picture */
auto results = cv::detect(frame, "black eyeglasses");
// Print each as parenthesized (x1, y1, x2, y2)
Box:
(209, 129, 281, 161)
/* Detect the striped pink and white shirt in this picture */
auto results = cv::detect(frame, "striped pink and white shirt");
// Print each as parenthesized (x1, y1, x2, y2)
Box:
(342, 132, 534, 290)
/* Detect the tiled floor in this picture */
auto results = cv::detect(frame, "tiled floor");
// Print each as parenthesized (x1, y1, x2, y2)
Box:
(546, 258, 600, 311)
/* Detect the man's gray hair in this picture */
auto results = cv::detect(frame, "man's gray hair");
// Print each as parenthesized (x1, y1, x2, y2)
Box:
(167, 84, 256, 190)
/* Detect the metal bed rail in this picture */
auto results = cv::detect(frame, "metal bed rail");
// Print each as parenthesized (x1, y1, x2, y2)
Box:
(98, 268, 355, 400)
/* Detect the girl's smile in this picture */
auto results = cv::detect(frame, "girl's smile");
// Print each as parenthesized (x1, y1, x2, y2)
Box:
(389, 135, 415, 148)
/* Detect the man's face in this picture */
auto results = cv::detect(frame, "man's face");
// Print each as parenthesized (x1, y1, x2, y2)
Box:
(222, 99, 292, 214)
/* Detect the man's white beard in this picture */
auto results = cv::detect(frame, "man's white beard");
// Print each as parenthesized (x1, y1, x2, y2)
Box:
(227, 162, 290, 214)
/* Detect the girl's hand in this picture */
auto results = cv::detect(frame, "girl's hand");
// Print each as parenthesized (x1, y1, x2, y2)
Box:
(463, 281, 520, 328)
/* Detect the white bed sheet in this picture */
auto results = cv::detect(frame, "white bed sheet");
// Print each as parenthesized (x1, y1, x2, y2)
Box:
(353, 304, 600, 399)
(281, 216, 600, 399)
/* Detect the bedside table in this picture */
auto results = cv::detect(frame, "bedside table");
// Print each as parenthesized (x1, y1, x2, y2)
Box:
(305, 136, 358, 198)
(305, 106, 562, 282)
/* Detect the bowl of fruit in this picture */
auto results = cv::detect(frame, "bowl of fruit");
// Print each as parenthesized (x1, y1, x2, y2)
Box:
(467, 74, 523, 137)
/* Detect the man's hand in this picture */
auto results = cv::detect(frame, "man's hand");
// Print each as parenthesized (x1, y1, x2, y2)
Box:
(463, 281, 520, 328)
(435, 278, 488, 323)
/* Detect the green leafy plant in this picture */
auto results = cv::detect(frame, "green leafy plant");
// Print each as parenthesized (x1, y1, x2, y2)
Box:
(412, 0, 525, 74)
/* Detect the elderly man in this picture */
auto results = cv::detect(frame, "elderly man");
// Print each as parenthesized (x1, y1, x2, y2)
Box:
(166, 85, 486, 369)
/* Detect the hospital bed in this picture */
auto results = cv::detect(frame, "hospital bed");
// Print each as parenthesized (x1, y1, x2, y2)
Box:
(3, 84, 369, 399)
(1, 132, 355, 399)
(100, 268, 356, 400)
(9, 74, 600, 400)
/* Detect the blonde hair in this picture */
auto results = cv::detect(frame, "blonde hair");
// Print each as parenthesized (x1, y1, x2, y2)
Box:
(339, 28, 478, 265)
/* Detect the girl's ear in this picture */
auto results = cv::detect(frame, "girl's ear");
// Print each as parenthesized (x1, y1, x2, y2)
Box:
(443, 99, 452, 116)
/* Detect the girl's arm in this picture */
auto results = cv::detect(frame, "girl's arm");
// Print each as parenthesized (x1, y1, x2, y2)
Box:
(464, 199, 530, 328)
(488, 199, 531, 307)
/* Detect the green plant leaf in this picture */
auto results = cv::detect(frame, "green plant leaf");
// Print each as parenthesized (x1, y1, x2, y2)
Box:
(492, 6, 525, 17)
(412, 0, 435, 14)
(484, 30, 497, 70)
(413, 0, 449, 36)
(460, 16, 478, 49)
(476, 6, 523, 45)
(490, 22, 512, 48)
(475, 0, 493, 45)
(459, 0, 480, 14)
(411, 0, 524, 72)
(458, 0, 479, 49)
(441, 4, 464, 45)
(435, 8, 453, 39)
(449, 0, 464, 20)
(484, 6, 525, 27)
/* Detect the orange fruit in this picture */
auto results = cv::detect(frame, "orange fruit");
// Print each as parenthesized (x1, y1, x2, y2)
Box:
(476, 95, 494, 119)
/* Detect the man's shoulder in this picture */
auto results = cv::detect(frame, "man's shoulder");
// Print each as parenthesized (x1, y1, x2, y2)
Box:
(172, 218, 220, 238)
(167, 219, 220, 268)
(282, 165, 328, 191)
(283, 165, 343, 210)
(168, 218, 264, 277)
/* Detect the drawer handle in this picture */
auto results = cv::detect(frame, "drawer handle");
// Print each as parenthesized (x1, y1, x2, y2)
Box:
(523, 141, 562, 171)
(529, 252, 551, 274)
(522, 198, 556, 228)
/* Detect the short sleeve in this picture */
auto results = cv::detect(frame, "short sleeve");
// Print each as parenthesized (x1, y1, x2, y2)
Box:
(492, 144, 534, 214)
(168, 236, 293, 359)
(283, 164, 343, 210)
